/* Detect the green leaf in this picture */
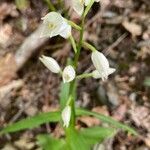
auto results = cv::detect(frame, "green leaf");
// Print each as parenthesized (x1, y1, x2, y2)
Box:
(76, 108, 137, 135)
(0, 111, 60, 135)
(60, 82, 70, 109)
(37, 134, 67, 150)
(80, 126, 116, 145)
(67, 129, 90, 150)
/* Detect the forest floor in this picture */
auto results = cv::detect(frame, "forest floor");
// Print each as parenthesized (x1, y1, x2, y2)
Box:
(0, 0, 150, 149)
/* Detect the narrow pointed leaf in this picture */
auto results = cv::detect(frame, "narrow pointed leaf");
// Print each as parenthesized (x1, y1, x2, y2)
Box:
(76, 108, 137, 135)
(80, 126, 116, 145)
(0, 111, 60, 135)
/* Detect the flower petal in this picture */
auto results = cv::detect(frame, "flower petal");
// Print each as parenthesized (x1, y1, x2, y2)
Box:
(39, 55, 61, 73)
(41, 12, 67, 38)
(59, 20, 72, 38)
(62, 65, 75, 83)
(72, 0, 84, 16)
(85, 0, 91, 6)
(91, 51, 109, 73)
(107, 68, 116, 75)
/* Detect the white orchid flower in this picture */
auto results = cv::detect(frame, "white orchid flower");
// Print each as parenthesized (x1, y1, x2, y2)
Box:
(85, 0, 100, 6)
(72, 0, 100, 16)
(39, 55, 61, 73)
(62, 65, 76, 83)
(61, 105, 71, 128)
(40, 12, 71, 39)
(92, 69, 115, 80)
(72, 0, 84, 16)
(91, 51, 115, 80)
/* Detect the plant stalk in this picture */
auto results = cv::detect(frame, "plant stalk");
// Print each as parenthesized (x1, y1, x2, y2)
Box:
(45, 0, 56, 11)
(65, 16, 85, 137)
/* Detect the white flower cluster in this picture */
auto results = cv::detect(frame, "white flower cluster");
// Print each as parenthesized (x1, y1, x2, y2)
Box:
(39, 0, 115, 128)
(40, 51, 115, 83)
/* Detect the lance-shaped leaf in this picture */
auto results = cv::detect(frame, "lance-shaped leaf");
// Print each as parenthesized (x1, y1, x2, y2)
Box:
(79, 126, 116, 146)
(0, 111, 60, 135)
(76, 108, 137, 135)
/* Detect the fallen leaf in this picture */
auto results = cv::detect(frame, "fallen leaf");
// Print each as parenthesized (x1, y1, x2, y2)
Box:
(78, 116, 100, 127)
(122, 21, 142, 36)
(129, 105, 150, 132)
(0, 54, 17, 86)
(0, 24, 13, 48)
(0, 2, 18, 22)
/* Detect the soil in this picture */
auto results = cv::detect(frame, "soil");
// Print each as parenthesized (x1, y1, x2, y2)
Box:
(0, 0, 150, 149)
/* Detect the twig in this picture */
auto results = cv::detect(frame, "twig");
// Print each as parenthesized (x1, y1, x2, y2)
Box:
(103, 33, 128, 56)
(15, 24, 49, 70)
(0, 80, 23, 101)
(10, 101, 32, 123)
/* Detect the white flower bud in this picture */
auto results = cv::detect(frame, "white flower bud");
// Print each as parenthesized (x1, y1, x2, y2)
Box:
(72, 0, 100, 15)
(39, 55, 61, 73)
(72, 0, 84, 16)
(62, 65, 76, 83)
(40, 12, 71, 39)
(61, 105, 71, 128)
(91, 51, 116, 80)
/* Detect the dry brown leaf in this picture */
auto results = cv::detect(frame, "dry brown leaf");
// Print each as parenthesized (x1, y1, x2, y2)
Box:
(53, 124, 65, 138)
(137, 47, 150, 59)
(0, 54, 17, 86)
(92, 106, 109, 116)
(122, 21, 142, 36)
(14, 138, 35, 150)
(112, 104, 127, 121)
(0, 2, 18, 22)
(78, 106, 109, 127)
(0, 80, 23, 104)
(0, 24, 13, 48)
(144, 138, 150, 148)
(78, 116, 100, 127)
(2, 144, 16, 150)
(129, 105, 150, 132)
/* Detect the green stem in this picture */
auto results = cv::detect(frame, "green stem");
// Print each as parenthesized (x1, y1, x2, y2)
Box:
(83, 0, 94, 17)
(69, 35, 77, 53)
(57, 0, 63, 10)
(74, 16, 85, 68)
(67, 20, 81, 31)
(45, 0, 56, 11)
(65, 15, 85, 133)
(76, 73, 93, 79)
(83, 41, 97, 52)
